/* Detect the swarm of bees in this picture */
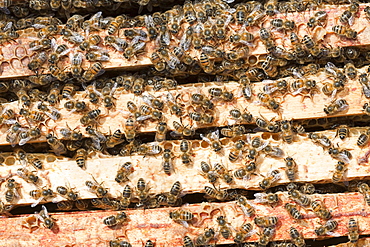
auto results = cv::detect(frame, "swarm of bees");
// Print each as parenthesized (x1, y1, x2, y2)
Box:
(1, 0, 370, 246)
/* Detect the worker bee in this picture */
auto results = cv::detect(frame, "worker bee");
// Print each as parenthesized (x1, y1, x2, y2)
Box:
(365, 6, 370, 19)
(105, 35, 128, 52)
(216, 215, 232, 239)
(214, 163, 233, 184)
(17, 168, 39, 184)
(137, 143, 163, 157)
(228, 140, 245, 162)
(169, 209, 194, 227)
(195, 228, 215, 246)
(171, 121, 194, 137)
(256, 92, 281, 112)
(254, 216, 278, 227)
(284, 157, 297, 181)
(115, 162, 133, 184)
(162, 149, 174, 175)
(204, 186, 228, 201)
(328, 145, 352, 164)
(85, 176, 108, 198)
(82, 62, 104, 82)
(79, 34, 102, 52)
(315, 220, 338, 236)
(86, 50, 110, 62)
(29, 38, 51, 52)
(236, 195, 255, 217)
(65, 15, 84, 30)
(183, 236, 194, 247)
(311, 200, 332, 220)
(289, 227, 305, 247)
(56, 184, 78, 201)
(254, 192, 279, 205)
(284, 203, 303, 219)
(29, 186, 55, 207)
(60, 28, 85, 44)
(332, 25, 358, 39)
(70, 52, 83, 78)
(288, 189, 311, 207)
(124, 39, 146, 60)
(199, 161, 218, 184)
(28, 51, 47, 71)
(308, 133, 331, 149)
(200, 130, 222, 153)
(46, 133, 67, 155)
(136, 178, 150, 206)
(234, 222, 255, 244)
(358, 182, 370, 205)
(86, 126, 106, 150)
(179, 139, 192, 166)
(348, 218, 359, 243)
(103, 212, 128, 227)
(324, 98, 349, 115)
(357, 129, 370, 147)
(259, 170, 281, 190)
(220, 125, 246, 138)
(307, 11, 327, 28)
(119, 185, 132, 209)
(4, 178, 20, 203)
(36, 206, 55, 229)
(332, 161, 348, 183)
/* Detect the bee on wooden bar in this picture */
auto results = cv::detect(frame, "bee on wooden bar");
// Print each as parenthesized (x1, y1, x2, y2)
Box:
(180, 139, 192, 166)
(169, 209, 194, 227)
(332, 161, 348, 183)
(348, 218, 359, 243)
(115, 162, 133, 184)
(328, 145, 352, 163)
(183, 236, 194, 247)
(289, 227, 305, 247)
(162, 149, 174, 175)
(30, 186, 55, 207)
(85, 126, 106, 150)
(106, 129, 125, 148)
(137, 143, 162, 157)
(195, 228, 215, 246)
(56, 184, 78, 201)
(28, 51, 47, 71)
(4, 178, 20, 203)
(300, 183, 315, 195)
(70, 52, 83, 78)
(256, 92, 281, 112)
(213, 163, 233, 184)
(216, 215, 232, 239)
(17, 168, 39, 184)
(259, 170, 281, 189)
(199, 161, 218, 184)
(254, 192, 279, 206)
(332, 25, 358, 39)
(234, 222, 254, 244)
(204, 186, 228, 201)
(46, 133, 67, 155)
(167, 181, 182, 206)
(311, 200, 332, 220)
(82, 62, 105, 82)
(36, 205, 55, 229)
(119, 185, 132, 209)
(220, 125, 246, 138)
(60, 28, 85, 44)
(284, 156, 297, 181)
(307, 11, 327, 28)
(228, 140, 245, 162)
(105, 36, 127, 52)
(288, 189, 311, 207)
(200, 130, 222, 154)
(57, 201, 73, 211)
(85, 176, 108, 198)
(254, 216, 278, 227)
(357, 129, 370, 147)
(258, 226, 275, 247)
(284, 203, 303, 219)
(308, 132, 332, 149)
(315, 220, 338, 236)
(103, 212, 127, 227)
(365, 6, 370, 19)
(136, 178, 150, 206)
(236, 195, 255, 217)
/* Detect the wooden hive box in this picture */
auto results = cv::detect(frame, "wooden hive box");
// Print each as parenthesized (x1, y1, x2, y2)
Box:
(1, 0, 370, 246)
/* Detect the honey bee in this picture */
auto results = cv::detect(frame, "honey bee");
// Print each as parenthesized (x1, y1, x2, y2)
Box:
(328, 145, 352, 163)
(254, 216, 278, 227)
(357, 129, 370, 147)
(162, 149, 174, 175)
(119, 184, 132, 209)
(311, 200, 332, 220)
(66, 15, 84, 30)
(57, 201, 73, 211)
(74, 148, 87, 169)
(28, 51, 47, 71)
(83, 62, 105, 82)
(289, 227, 305, 247)
(259, 170, 281, 189)
(220, 125, 246, 138)
(199, 161, 218, 184)
(4, 178, 20, 203)
(315, 220, 338, 236)
(200, 130, 222, 153)
(17, 167, 39, 184)
(85, 126, 106, 150)
(171, 121, 194, 138)
(29, 186, 55, 207)
(332, 25, 358, 39)
(85, 176, 108, 198)
(136, 178, 150, 206)
(46, 133, 67, 155)
(234, 222, 254, 244)
(132, 77, 146, 96)
(195, 228, 215, 246)
(37, 25, 58, 38)
(36, 205, 55, 229)
(257, 92, 281, 112)
(137, 143, 163, 157)
(183, 235, 195, 247)
(254, 192, 279, 205)
(56, 184, 79, 201)
(322, 79, 346, 99)
(284, 156, 297, 181)
(60, 28, 85, 44)
(236, 195, 255, 217)
(29, 38, 51, 52)
(115, 162, 133, 184)
(358, 182, 370, 205)
(348, 218, 359, 243)
(216, 215, 232, 239)
(80, 109, 103, 126)
(86, 50, 110, 62)
(169, 209, 194, 227)
(332, 160, 347, 183)
(204, 186, 228, 201)
(105, 35, 128, 52)
(106, 129, 125, 148)
(307, 11, 327, 28)
(124, 39, 146, 60)
(365, 6, 370, 19)
(70, 52, 83, 78)
(308, 132, 331, 149)
(214, 163, 233, 184)
(103, 212, 128, 227)
(79, 34, 101, 52)
(228, 139, 245, 163)
(284, 203, 303, 219)
(324, 98, 349, 115)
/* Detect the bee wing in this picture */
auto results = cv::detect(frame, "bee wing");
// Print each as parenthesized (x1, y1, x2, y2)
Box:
(337, 153, 351, 164)
(325, 62, 338, 77)
(31, 197, 44, 208)
(19, 135, 32, 146)
(254, 193, 267, 203)
(200, 134, 212, 144)
(291, 87, 305, 96)
(3, 21, 13, 32)
(136, 115, 152, 122)
(210, 129, 220, 140)
(32, 24, 46, 29)
(180, 33, 191, 51)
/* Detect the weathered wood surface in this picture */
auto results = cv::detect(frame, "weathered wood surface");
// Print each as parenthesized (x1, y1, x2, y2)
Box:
(0, 193, 369, 246)
(1, 4, 370, 79)
(1, 126, 369, 206)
